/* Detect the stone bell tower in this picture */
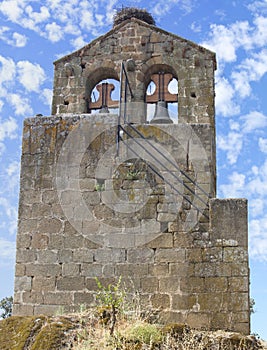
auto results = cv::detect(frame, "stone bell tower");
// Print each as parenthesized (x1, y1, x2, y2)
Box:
(13, 8, 250, 334)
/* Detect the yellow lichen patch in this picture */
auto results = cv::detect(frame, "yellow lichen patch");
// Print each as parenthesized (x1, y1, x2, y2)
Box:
(0, 316, 76, 350)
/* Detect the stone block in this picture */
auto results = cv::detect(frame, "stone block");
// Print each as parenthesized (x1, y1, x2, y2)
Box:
(14, 276, 32, 292)
(159, 311, 185, 324)
(81, 263, 102, 277)
(180, 277, 205, 293)
(49, 234, 64, 249)
(157, 212, 177, 222)
(73, 249, 94, 263)
(12, 304, 34, 316)
(115, 263, 149, 276)
(31, 233, 49, 249)
(44, 292, 72, 305)
(127, 248, 154, 264)
(172, 294, 191, 310)
(186, 312, 210, 329)
(25, 263, 61, 277)
(148, 264, 169, 276)
(227, 277, 249, 292)
(210, 199, 248, 247)
(16, 249, 36, 263)
(38, 218, 62, 234)
(144, 233, 173, 248)
(62, 263, 81, 276)
(94, 249, 126, 263)
(37, 250, 58, 263)
(16, 234, 31, 249)
(151, 294, 170, 309)
(57, 277, 85, 291)
(22, 291, 43, 304)
(223, 247, 248, 263)
(169, 263, 189, 277)
(32, 277, 56, 292)
(155, 248, 185, 263)
(204, 277, 228, 292)
(34, 305, 60, 315)
(18, 219, 38, 234)
(74, 292, 94, 305)
(159, 277, 180, 293)
(141, 277, 158, 293)
(58, 249, 73, 263)
(15, 263, 26, 276)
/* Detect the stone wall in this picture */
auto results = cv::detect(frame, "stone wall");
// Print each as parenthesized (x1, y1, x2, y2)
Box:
(51, 18, 216, 127)
(13, 113, 249, 334)
(13, 15, 250, 335)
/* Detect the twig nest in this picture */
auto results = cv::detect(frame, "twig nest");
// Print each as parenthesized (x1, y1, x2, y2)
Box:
(113, 7, 155, 27)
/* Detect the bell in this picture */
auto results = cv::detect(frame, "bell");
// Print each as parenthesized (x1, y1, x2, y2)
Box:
(150, 100, 173, 124)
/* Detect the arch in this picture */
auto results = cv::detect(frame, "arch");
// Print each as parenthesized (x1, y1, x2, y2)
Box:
(85, 67, 120, 113)
(143, 63, 178, 123)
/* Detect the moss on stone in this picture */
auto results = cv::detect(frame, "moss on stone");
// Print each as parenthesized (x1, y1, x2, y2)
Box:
(0, 315, 76, 350)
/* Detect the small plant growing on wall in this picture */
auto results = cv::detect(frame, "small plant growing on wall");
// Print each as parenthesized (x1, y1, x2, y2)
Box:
(95, 182, 105, 192)
(95, 277, 126, 335)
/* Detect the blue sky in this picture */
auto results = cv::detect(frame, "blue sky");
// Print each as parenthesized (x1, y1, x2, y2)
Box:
(0, 0, 267, 339)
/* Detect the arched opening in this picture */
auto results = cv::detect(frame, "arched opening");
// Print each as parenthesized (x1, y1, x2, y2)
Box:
(85, 68, 120, 113)
(144, 65, 178, 123)
(89, 78, 120, 114)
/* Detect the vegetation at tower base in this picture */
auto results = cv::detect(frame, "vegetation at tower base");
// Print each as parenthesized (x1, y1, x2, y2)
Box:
(0, 313, 264, 349)
(2, 280, 265, 349)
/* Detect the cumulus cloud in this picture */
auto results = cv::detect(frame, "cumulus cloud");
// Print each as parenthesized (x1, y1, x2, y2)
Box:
(45, 22, 63, 42)
(0, 238, 16, 262)
(17, 60, 46, 92)
(0, 55, 16, 88)
(0, 117, 18, 142)
(249, 215, 267, 261)
(0, 27, 27, 47)
(40, 88, 53, 107)
(7, 93, 33, 115)
(259, 137, 267, 153)
(241, 111, 267, 133)
(217, 132, 243, 165)
(215, 77, 240, 117)
(219, 171, 246, 198)
(151, 0, 195, 17)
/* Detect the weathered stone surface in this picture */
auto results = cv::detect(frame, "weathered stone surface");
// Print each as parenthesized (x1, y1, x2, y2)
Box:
(13, 15, 250, 336)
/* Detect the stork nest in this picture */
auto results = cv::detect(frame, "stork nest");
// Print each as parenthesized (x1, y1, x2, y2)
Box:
(113, 7, 155, 27)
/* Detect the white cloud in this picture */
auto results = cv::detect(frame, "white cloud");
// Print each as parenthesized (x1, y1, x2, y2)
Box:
(0, 197, 18, 235)
(17, 60, 46, 92)
(219, 171, 246, 198)
(0, 238, 15, 261)
(45, 22, 63, 42)
(40, 88, 53, 106)
(215, 77, 240, 117)
(217, 132, 243, 165)
(151, 0, 195, 17)
(259, 137, 267, 153)
(0, 55, 16, 88)
(71, 36, 87, 50)
(249, 216, 267, 261)
(0, 0, 25, 23)
(12, 32, 27, 47)
(250, 198, 264, 217)
(7, 93, 33, 115)
(241, 111, 267, 133)
(0, 117, 18, 142)
(0, 27, 27, 47)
